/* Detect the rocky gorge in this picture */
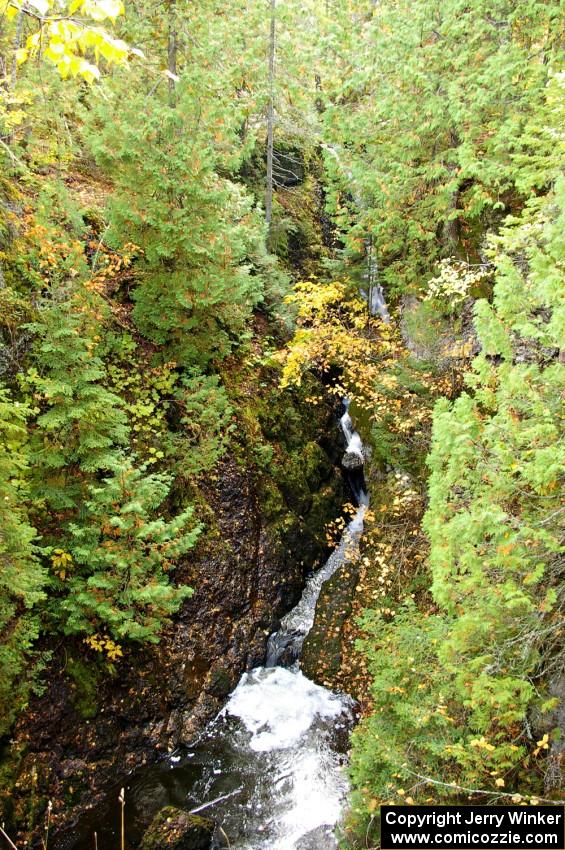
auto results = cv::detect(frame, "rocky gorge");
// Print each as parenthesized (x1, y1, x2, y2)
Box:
(1, 358, 349, 848)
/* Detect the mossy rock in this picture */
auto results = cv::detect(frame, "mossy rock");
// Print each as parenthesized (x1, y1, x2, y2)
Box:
(140, 807, 214, 850)
(205, 664, 237, 698)
(67, 655, 102, 719)
(260, 478, 285, 520)
(301, 564, 359, 685)
(301, 441, 331, 491)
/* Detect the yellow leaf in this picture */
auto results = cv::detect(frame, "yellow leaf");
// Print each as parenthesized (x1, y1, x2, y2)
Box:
(79, 59, 100, 82)
(81, 0, 124, 21)
(28, 0, 50, 14)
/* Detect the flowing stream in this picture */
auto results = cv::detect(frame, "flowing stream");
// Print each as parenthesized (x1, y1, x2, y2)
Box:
(321, 144, 391, 324)
(58, 404, 368, 850)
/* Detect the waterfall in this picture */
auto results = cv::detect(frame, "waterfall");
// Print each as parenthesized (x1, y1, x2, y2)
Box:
(363, 235, 391, 323)
(340, 398, 369, 506)
(322, 145, 391, 323)
(339, 409, 354, 444)
(340, 399, 364, 460)
(196, 401, 369, 849)
(265, 500, 366, 668)
(173, 403, 369, 849)
(60, 405, 369, 850)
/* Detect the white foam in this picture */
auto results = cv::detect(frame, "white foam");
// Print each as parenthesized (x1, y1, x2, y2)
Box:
(340, 411, 354, 443)
(346, 431, 364, 458)
(221, 666, 351, 849)
(225, 667, 348, 752)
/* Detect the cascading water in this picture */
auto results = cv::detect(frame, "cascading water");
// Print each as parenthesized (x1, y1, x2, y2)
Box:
(321, 145, 391, 324)
(58, 404, 369, 850)
(363, 235, 391, 324)
(340, 399, 369, 508)
(265, 502, 365, 668)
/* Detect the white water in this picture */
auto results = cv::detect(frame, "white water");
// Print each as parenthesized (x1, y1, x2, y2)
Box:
(215, 402, 368, 849)
(219, 667, 352, 850)
(184, 501, 363, 848)
(346, 431, 364, 460)
(321, 145, 391, 324)
(368, 283, 391, 323)
(340, 410, 354, 443)
(340, 399, 367, 467)
(226, 668, 348, 753)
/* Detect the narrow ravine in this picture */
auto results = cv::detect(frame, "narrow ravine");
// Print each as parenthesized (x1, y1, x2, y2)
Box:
(59, 404, 369, 850)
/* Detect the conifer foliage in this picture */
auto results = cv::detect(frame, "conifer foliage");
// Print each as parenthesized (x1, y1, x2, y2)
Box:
(60, 463, 200, 643)
(348, 181, 565, 829)
(322, 0, 562, 294)
(0, 389, 45, 736)
(93, 99, 264, 365)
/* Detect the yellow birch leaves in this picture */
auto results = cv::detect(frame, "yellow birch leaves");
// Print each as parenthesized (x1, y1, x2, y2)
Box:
(1, 0, 134, 82)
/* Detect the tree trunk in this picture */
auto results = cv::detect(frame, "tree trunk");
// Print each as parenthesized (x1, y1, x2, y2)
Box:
(265, 0, 276, 232)
(442, 129, 461, 252)
(10, 9, 24, 93)
(0, 17, 7, 89)
(167, 0, 178, 109)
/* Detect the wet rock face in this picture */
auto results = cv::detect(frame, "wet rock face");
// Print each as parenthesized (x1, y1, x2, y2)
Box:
(140, 808, 213, 850)
(6, 400, 344, 845)
(295, 825, 339, 850)
(300, 563, 359, 685)
(342, 449, 364, 470)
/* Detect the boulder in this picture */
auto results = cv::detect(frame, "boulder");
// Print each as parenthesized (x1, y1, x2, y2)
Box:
(342, 450, 364, 470)
(140, 807, 214, 850)
(296, 824, 339, 849)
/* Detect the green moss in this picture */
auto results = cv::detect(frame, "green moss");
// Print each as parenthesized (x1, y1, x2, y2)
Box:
(140, 806, 214, 850)
(0, 751, 51, 837)
(260, 478, 285, 520)
(0, 743, 23, 828)
(66, 656, 103, 720)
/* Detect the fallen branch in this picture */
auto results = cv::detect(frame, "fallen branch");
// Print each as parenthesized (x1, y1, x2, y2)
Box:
(403, 767, 565, 805)
(188, 787, 243, 815)
(0, 825, 18, 850)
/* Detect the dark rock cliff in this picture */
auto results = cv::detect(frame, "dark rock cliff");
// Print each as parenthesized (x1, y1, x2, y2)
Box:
(2, 376, 345, 845)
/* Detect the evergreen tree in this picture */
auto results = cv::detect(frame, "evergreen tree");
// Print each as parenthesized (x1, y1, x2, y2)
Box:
(347, 172, 564, 833)
(83, 0, 269, 366)
(26, 293, 129, 510)
(97, 99, 265, 365)
(0, 388, 45, 736)
(57, 461, 201, 643)
(321, 0, 562, 294)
